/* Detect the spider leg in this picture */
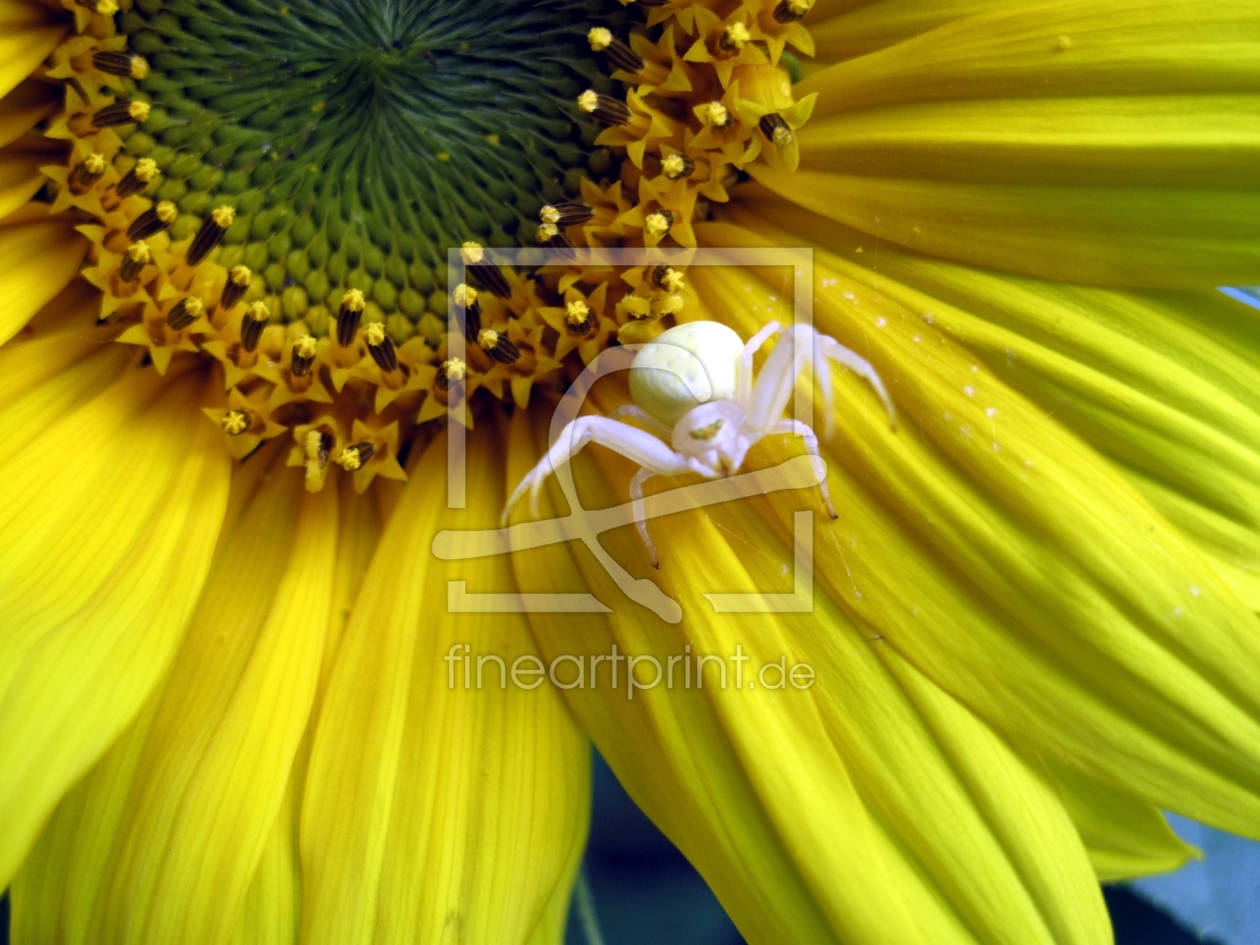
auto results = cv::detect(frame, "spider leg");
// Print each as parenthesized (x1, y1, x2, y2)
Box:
(817, 335, 896, 431)
(629, 467, 661, 568)
(609, 403, 674, 440)
(737, 320, 781, 409)
(770, 419, 837, 519)
(502, 416, 690, 526)
(813, 331, 835, 441)
(746, 323, 813, 433)
(627, 444, 716, 568)
(747, 325, 896, 438)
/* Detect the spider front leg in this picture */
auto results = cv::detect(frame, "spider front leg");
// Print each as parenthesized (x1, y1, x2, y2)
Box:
(816, 334, 895, 439)
(502, 415, 691, 530)
(746, 325, 895, 438)
(769, 419, 837, 519)
(629, 467, 663, 568)
(736, 320, 781, 409)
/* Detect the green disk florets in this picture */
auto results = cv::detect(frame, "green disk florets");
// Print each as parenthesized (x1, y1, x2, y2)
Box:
(115, 0, 619, 331)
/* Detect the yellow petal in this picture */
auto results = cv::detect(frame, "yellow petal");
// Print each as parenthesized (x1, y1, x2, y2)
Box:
(1050, 762, 1198, 882)
(0, 323, 130, 448)
(504, 406, 842, 944)
(754, 0, 1260, 287)
(318, 471, 384, 702)
(300, 424, 589, 945)
(11, 697, 162, 944)
(725, 199, 1260, 605)
(811, 0, 1017, 62)
(525, 863, 584, 945)
(0, 140, 47, 221)
(697, 215, 1260, 840)
(90, 460, 336, 945)
(228, 784, 302, 945)
(0, 218, 90, 346)
(507, 407, 1108, 945)
(0, 7, 62, 102)
(0, 79, 58, 150)
(12, 453, 349, 944)
(0, 369, 231, 889)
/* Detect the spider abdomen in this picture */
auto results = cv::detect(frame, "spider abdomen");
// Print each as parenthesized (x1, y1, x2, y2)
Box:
(629, 321, 744, 425)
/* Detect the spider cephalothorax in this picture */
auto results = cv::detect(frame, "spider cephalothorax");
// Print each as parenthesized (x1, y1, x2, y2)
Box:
(504, 320, 895, 566)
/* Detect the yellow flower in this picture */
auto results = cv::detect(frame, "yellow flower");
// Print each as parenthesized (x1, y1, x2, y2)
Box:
(1, 0, 1258, 943)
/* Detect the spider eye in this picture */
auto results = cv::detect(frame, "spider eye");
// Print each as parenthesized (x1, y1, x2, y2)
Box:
(629, 321, 744, 426)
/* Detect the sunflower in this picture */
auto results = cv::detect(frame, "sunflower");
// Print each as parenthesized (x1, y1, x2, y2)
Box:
(2, 0, 1259, 941)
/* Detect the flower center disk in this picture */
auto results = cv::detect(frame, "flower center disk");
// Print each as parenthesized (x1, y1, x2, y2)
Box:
(43, 0, 819, 494)
(120, 0, 606, 328)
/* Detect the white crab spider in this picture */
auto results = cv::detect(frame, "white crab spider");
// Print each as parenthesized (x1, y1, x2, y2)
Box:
(503, 320, 895, 567)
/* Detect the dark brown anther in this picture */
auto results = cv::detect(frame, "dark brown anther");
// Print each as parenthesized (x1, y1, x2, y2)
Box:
(166, 296, 204, 330)
(590, 29, 646, 74)
(644, 208, 675, 239)
(92, 51, 148, 79)
(336, 288, 365, 347)
(661, 153, 695, 180)
(610, 40, 645, 73)
(578, 90, 632, 126)
(115, 158, 158, 198)
(436, 357, 467, 392)
(540, 202, 595, 227)
(119, 241, 149, 283)
(459, 243, 513, 299)
(477, 328, 521, 365)
(336, 442, 376, 471)
(364, 323, 398, 372)
(291, 336, 317, 377)
(92, 99, 149, 128)
(470, 264, 512, 299)
(774, 0, 811, 23)
(718, 22, 751, 54)
(220, 265, 252, 310)
(759, 113, 793, 147)
(538, 230, 577, 260)
(565, 300, 594, 336)
(453, 284, 482, 343)
(69, 153, 106, 193)
(186, 205, 235, 266)
(240, 301, 269, 353)
(126, 200, 177, 240)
